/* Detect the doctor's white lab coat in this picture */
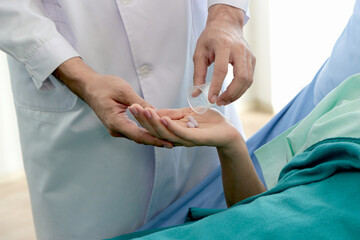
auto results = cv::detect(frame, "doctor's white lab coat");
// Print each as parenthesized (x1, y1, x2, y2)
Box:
(0, 0, 248, 239)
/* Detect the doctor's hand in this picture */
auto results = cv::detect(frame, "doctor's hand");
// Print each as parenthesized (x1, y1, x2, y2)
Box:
(128, 104, 242, 148)
(53, 57, 173, 148)
(194, 4, 255, 106)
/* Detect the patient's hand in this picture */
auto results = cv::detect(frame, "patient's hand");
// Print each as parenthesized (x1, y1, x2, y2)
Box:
(128, 104, 242, 147)
(129, 104, 265, 205)
(129, 104, 266, 205)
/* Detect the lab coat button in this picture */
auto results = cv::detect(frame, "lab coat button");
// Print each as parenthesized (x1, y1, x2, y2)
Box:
(121, 0, 132, 5)
(138, 65, 153, 78)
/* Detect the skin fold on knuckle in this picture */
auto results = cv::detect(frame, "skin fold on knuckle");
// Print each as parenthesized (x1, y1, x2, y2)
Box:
(238, 71, 252, 85)
(217, 32, 234, 48)
(221, 90, 237, 103)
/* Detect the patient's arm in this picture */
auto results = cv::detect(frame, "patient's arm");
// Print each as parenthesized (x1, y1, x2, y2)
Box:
(129, 104, 266, 206)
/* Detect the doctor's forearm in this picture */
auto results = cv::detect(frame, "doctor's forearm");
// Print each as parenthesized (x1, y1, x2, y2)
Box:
(53, 57, 99, 103)
(217, 136, 266, 207)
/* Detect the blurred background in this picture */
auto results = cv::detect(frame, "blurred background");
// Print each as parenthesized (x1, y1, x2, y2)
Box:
(0, 0, 355, 239)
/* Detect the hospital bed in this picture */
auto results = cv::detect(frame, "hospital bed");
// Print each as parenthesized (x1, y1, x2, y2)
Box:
(109, 0, 360, 238)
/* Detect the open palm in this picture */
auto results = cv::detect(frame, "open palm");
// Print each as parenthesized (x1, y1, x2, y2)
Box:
(129, 105, 241, 147)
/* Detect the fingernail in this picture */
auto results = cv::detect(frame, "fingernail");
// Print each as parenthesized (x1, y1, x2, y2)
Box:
(129, 107, 138, 116)
(211, 95, 218, 104)
(160, 118, 168, 126)
(144, 109, 152, 119)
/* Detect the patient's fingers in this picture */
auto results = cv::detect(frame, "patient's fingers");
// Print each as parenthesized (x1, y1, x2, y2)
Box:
(130, 105, 193, 146)
(157, 108, 193, 119)
(129, 105, 159, 138)
(146, 108, 194, 146)
(161, 117, 204, 146)
(131, 105, 208, 147)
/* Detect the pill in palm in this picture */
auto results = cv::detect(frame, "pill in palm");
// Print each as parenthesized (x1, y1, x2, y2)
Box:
(187, 121, 195, 128)
(188, 116, 199, 128)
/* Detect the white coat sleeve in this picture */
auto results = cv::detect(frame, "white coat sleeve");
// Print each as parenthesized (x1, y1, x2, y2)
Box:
(0, 0, 80, 89)
(208, 0, 250, 23)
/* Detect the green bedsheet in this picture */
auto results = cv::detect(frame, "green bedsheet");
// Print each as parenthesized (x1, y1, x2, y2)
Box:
(112, 138, 360, 240)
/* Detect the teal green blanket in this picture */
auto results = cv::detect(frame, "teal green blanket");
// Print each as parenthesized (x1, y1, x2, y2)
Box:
(110, 137, 360, 239)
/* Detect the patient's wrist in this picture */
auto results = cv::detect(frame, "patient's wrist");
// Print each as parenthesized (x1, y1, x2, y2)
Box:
(217, 132, 245, 160)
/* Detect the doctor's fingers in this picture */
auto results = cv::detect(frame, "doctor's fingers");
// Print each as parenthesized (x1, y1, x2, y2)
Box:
(217, 52, 254, 105)
(208, 49, 231, 104)
(193, 47, 209, 86)
(129, 106, 160, 138)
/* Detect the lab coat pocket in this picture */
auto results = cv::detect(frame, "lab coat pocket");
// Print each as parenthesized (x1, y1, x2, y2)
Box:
(8, 56, 77, 112)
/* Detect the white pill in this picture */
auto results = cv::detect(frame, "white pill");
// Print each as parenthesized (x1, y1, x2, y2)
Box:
(188, 116, 199, 128)
(187, 121, 195, 128)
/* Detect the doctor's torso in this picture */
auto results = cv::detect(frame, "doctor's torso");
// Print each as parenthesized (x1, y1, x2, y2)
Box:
(7, 0, 232, 238)
(56, 0, 209, 109)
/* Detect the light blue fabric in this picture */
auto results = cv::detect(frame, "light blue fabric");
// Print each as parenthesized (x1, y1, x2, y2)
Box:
(313, 0, 360, 105)
(123, 0, 360, 234)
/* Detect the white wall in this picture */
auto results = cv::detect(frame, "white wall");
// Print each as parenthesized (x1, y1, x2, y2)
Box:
(269, 0, 355, 111)
(240, 0, 272, 111)
(240, 0, 355, 112)
(0, 51, 23, 180)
